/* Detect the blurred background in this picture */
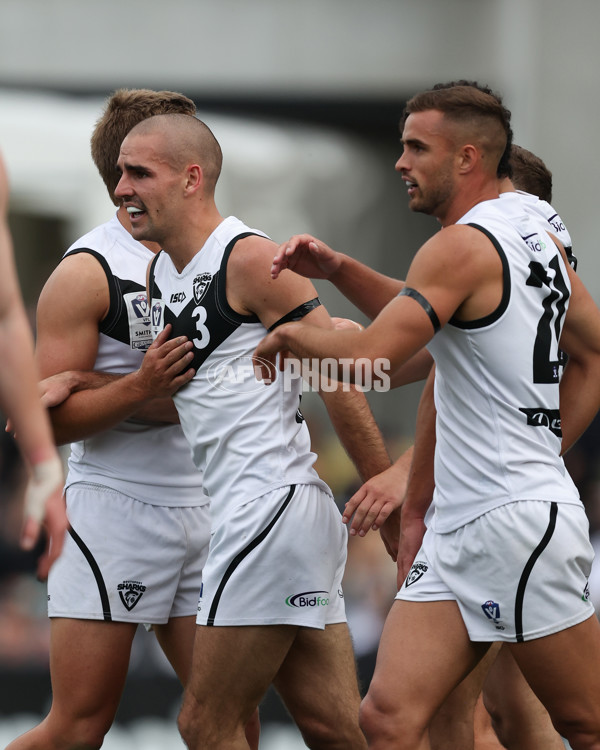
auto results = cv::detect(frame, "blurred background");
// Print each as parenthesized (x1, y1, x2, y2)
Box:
(1, 0, 600, 746)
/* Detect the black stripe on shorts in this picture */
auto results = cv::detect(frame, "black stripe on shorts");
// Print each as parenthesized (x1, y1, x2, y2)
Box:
(68, 526, 113, 621)
(206, 485, 296, 626)
(514, 502, 558, 642)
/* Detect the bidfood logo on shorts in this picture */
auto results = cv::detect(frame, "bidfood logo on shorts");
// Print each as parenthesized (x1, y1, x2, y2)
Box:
(286, 590, 330, 608)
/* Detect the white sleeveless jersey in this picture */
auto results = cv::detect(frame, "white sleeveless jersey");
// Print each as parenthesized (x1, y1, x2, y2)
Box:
(63, 214, 205, 507)
(508, 190, 576, 269)
(427, 194, 579, 533)
(148, 216, 328, 528)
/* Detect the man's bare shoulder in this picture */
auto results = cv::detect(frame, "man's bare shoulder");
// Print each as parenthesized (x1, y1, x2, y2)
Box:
(38, 250, 110, 320)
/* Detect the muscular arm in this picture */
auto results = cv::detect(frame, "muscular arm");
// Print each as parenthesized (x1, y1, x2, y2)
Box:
(39, 370, 180, 425)
(556, 258, 600, 453)
(398, 369, 436, 585)
(36, 253, 193, 445)
(271, 234, 404, 320)
(255, 224, 503, 382)
(228, 234, 391, 485)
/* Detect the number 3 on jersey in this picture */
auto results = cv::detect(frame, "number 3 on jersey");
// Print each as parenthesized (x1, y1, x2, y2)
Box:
(192, 305, 211, 349)
(526, 256, 569, 384)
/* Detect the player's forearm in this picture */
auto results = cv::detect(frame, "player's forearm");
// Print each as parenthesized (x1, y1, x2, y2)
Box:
(559, 356, 600, 454)
(320, 386, 391, 482)
(329, 254, 404, 320)
(47, 370, 156, 445)
(0, 308, 58, 465)
(402, 371, 436, 521)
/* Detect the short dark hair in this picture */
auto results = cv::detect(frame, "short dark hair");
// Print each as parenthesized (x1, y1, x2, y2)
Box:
(405, 81, 513, 180)
(509, 144, 553, 202)
(91, 88, 197, 206)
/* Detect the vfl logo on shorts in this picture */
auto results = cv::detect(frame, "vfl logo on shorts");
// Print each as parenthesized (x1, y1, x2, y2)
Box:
(404, 561, 428, 587)
(117, 580, 146, 611)
(481, 599, 505, 630)
(286, 590, 329, 607)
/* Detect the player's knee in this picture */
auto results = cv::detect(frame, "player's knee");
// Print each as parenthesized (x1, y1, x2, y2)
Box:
(296, 714, 365, 750)
(360, 690, 428, 748)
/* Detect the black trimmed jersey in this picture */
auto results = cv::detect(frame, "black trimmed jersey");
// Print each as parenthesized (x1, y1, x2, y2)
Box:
(505, 190, 576, 269)
(62, 215, 205, 506)
(427, 194, 579, 533)
(148, 216, 329, 528)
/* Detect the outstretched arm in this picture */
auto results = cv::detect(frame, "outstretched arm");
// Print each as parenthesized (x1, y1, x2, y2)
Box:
(230, 235, 392, 490)
(0, 151, 67, 579)
(271, 234, 404, 320)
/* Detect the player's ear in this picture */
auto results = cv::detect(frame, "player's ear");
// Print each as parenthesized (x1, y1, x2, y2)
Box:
(184, 164, 203, 195)
(458, 144, 478, 175)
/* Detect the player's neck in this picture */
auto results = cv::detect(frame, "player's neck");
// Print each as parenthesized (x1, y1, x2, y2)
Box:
(438, 180, 500, 227)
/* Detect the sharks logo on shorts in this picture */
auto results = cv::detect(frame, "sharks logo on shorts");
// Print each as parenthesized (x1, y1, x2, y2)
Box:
(404, 561, 428, 587)
(117, 580, 147, 611)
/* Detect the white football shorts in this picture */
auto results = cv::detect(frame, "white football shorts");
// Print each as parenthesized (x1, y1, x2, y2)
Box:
(48, 482, 210, 624)
(196, 483, 348, 628)
(397, 499, 595, 642)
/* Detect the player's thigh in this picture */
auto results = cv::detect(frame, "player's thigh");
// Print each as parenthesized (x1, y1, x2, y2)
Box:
(184, 623, 297, 724)
(49, 617, 137, 719)
(483, 645, 564, 750)
(153, 614, 196, 685)
(273, 622, 362, 724)
(430, 642, 501, 750)
(366, 599, 487, 726)
(509, 613, 600, 732)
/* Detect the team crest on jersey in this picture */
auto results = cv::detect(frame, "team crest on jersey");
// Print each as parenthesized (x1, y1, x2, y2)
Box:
(193, 272, 212, 304)
(481, 599, 505, 630)
(131, 293, 149, 319)
(404, 561, 428, 587)
(151, 301, 163, 329)
(117, 580, 146, 611)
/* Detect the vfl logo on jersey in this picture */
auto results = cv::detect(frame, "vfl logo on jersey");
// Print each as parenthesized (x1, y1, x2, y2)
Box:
(124, 292, 152, 350)
(404, 561, 428, 587)
(151, 300, 164, 330)
(193, 272, 212, 304)
(519, 407, 562, 437)
(481, 600, 505, 630)
(285, 591, 330, 608)
(131, 293, 149, 319)
(117, 580, 146, 611)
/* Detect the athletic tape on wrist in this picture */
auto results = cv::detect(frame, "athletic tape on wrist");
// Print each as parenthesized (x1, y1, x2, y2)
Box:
(24, 456, 64, 523)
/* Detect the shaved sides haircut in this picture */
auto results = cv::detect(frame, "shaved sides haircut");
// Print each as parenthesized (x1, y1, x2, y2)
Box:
(91, 88, 197, 205)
